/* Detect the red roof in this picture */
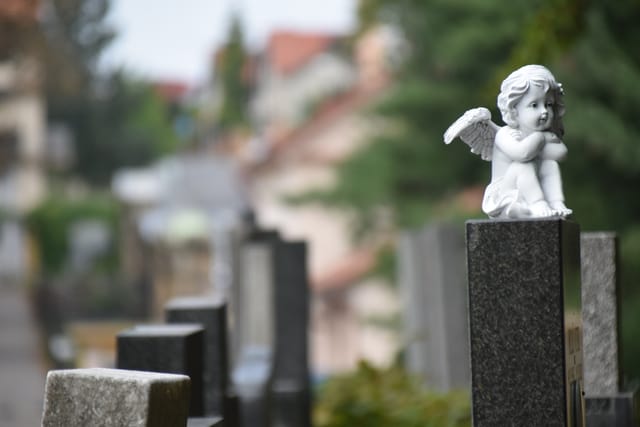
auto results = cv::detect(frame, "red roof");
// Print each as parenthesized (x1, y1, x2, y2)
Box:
(267, 30, 336, 75)
(153, 81, 190, 103)
(0, 0, 39, 22)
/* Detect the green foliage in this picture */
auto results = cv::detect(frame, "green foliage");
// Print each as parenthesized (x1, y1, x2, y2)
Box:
(315, 361, 471, 427)
(26, 191, 119, 274)
(51, 72, 180, 185)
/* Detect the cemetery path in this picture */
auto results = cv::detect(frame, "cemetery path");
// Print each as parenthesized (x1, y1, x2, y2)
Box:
(0, 282, 46, 426)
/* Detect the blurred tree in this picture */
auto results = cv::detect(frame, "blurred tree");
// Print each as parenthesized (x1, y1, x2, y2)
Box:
(296, 0, 640, 381)
(27, 190, 118, 274)
(17, 0, 180, 185)
(1, 0, 179, 185)
(37, 0, 115, 99)
(67, 72, 180, 184)
(217, 14, 250, 132)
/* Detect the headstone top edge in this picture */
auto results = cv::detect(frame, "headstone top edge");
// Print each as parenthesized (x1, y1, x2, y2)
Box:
(580, 231, 617, 239)
(166, 295, 226, 309)
(47, 367, 190, 383)
(118, 323, 205, 336)
(466, 217, 576, 226)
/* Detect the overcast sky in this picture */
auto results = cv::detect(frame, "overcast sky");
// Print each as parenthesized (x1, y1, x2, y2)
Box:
(101, 0, 357, 85)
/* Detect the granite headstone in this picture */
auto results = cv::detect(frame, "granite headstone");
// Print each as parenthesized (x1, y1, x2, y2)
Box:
(466, 218, 584, 427)
(41, 368, 190, 427)
(581, 232, 620, 394)
(117, 324, 205, 416)
(166, 296, 229, 416)
(271, 240, 311, 427)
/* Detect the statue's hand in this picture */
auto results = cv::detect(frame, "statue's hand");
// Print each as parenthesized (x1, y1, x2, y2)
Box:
(543, 132, 561, 144)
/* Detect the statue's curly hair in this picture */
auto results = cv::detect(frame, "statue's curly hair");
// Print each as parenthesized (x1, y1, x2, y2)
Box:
(497, 64, 565, 136)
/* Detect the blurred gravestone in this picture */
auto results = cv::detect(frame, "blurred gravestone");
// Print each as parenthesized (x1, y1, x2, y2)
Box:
(117, 324, 205, 417)
(271, 240, 311, 427)
(232, 229, 279, 427)
(166, 296, 229, 417)
(581, 232, 640, 426)
(41, 368, 190, 427)
(233, 347, 272, 427)
(581, 232, 620, 394)
(398, 223, 469, 391)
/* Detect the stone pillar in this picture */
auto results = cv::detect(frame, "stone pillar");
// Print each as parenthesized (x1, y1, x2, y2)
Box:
(41, 368, 190, 427)
(166, 296, 229, 417)
(117, 324, 205, 417)
(236, 231, 279, 355)
(580, 232, 639, 426)
(580, 232, 620, 395)
(466, 218, 584, 427)
(271, 240, 311, 427)
(232, 230, 280, 427)
(398, 223, 469, 391)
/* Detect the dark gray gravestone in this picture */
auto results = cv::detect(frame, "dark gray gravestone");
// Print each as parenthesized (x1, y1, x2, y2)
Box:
(223, 390, 240, 427)
(166, 296, 229, 416)
(271, 379, 311, 427)
(42, 368, 190, 427)
(233, 347, 272, 427)
(271, 241, 311, 427)
(584, 393, 639, 427)
(398, 223, 469, 391)
(117, 324, 205, 417)
(466, 218, 584, 427)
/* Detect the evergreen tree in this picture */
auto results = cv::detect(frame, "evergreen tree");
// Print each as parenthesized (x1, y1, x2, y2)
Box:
(217, 15, 250, 131)
(32, 0, 179, 185)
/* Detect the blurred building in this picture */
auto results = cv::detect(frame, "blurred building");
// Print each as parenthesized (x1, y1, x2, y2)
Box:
(113, 25, 403, 376)
(239, 26, 401, 375)
(113, 154, 249, 319)
(0, 28, 46, 214)
(0, 0, 46, 284)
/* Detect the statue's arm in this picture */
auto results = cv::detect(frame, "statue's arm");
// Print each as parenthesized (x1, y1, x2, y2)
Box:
(494, 127, 545, 162)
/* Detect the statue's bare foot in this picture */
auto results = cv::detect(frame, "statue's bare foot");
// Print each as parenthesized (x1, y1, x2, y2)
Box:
(529, 200, 555, 218)
(549, 201, 572, 217)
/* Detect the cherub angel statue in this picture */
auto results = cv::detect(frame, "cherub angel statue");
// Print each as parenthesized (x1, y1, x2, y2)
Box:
(444, 64, 572, 219)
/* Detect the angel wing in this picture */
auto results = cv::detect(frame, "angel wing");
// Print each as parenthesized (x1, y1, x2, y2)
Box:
(443, 107, 500, 161)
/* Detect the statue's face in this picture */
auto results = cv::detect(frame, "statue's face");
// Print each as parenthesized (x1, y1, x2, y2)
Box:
(514, 84, 555, 136)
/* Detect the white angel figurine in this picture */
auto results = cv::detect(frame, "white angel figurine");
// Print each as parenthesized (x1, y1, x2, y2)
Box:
(444, 64, 572, 219)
